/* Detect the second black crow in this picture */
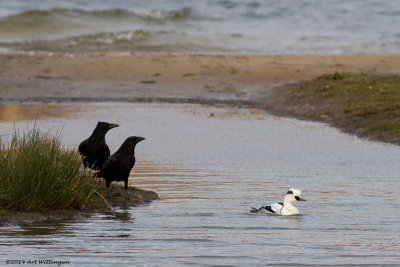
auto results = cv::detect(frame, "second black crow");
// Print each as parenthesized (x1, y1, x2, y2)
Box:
(78, 121, 119, 170)
(97, 136, 145, 199)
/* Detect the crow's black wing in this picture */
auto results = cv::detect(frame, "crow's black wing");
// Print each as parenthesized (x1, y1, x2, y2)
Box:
(78, 139, 89, 154)
(97, 156, 118, 178)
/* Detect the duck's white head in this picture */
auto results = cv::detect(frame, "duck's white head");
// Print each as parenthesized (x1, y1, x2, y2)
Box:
(284, 188, 306, 204)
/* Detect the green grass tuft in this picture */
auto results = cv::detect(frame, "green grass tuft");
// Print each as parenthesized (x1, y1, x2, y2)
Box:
(319, 71, 352, 80)
(0, 128, 99, 211)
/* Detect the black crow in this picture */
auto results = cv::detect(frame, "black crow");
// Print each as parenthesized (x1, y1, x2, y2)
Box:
(78, 121, 119, 170)
(97, 136, 145, 199)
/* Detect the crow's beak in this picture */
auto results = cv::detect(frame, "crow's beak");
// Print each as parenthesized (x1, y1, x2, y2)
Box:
(108, 123, 119, 129)
(138, 137, 146, 142)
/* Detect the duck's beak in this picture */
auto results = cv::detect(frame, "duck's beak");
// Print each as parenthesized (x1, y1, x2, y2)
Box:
(295, 196, 306, 201)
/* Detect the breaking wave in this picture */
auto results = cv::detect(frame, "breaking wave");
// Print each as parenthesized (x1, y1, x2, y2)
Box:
(0, 7, 192, 41)
(1, 7, 191, 22)
(0, 29, 230, 53)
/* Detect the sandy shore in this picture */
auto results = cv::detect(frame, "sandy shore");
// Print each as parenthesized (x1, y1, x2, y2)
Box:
(1, 52, 400, 106)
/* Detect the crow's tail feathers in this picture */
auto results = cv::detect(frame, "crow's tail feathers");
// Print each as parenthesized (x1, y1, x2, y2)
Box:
(95, 170, 103, 178)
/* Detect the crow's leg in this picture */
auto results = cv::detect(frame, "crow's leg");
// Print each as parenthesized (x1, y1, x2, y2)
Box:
(106, 180, 111, 199)
(124, 180, 130, 200)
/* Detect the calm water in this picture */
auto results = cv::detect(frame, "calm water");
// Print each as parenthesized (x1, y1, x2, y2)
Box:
(0, 0, 400, 54)
(0, 103, 399, 266)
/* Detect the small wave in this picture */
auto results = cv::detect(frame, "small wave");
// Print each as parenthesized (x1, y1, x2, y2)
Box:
(0, 30, 230, 53)
(0, 7, 191, 40)
(1, 7, 191, 21)
(217, 0, 239, 10)
(0, 30, 150, 52)
(89, 7, 191, 20)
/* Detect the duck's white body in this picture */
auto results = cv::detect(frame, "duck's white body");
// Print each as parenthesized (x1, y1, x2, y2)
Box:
(251, 188, 306, 216)
(264, 202, 300, 216)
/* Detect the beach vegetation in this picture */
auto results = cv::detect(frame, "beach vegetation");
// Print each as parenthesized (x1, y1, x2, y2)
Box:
(140, 80, 156, 84)
(230, 67, 238, 75)
(277, 73, 400, 143)
(321, 71, 351, 80)
(0, 128, 99, 212)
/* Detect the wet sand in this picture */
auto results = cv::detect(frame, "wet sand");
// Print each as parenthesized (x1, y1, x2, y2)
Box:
(1, 52, 400, 106)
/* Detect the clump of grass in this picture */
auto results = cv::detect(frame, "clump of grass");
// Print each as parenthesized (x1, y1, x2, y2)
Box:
(0, 128, 99, 211)
(319, 71, 351, 80)
(140, 80, 156, 84)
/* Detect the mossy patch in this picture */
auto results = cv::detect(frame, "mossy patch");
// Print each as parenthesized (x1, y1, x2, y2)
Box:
(271, 73, 400, 144)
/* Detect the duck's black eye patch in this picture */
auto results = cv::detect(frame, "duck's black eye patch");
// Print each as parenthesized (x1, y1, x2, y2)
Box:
(295, 196, 300, 200)
(287, 190, 293, 194)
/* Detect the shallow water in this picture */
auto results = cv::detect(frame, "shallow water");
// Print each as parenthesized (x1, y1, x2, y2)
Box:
(0, 0, 400, 54)
(0, 103, 399, 266)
